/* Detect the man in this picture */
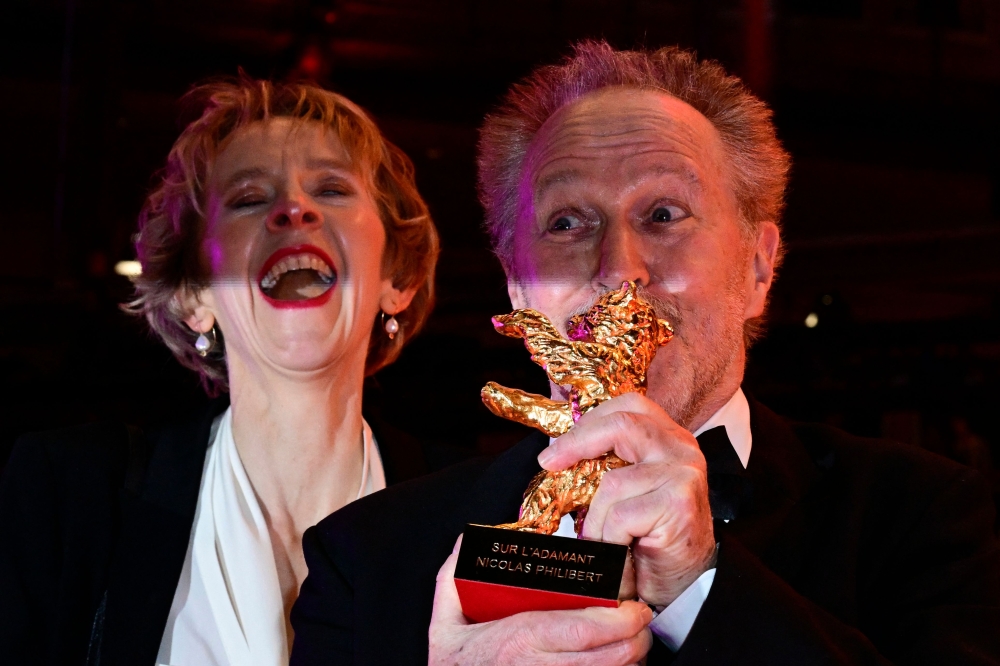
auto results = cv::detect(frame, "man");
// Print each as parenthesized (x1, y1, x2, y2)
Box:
(290, 42, 1000, 665)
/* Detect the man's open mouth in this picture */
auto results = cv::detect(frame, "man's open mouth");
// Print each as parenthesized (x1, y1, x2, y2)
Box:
(258, 246, 337, 304)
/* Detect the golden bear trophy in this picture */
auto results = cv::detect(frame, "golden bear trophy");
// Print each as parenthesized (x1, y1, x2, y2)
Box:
(455, 281, 674, 622)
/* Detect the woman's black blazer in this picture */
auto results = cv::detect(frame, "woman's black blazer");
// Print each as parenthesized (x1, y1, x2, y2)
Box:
(0, 395, 462, 665)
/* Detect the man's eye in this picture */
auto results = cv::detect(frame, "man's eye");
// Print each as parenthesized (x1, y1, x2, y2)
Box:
(650, 205, 688, 223)
(550, 214, 583, 231)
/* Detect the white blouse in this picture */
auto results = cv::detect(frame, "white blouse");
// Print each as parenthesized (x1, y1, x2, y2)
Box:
(155, 407, 386, 666)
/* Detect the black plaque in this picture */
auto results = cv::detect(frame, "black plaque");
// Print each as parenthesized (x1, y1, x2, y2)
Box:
(454, 524, 628, 622)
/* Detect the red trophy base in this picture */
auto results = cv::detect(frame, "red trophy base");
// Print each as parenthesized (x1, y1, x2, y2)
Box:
(455, 524, 628, 623)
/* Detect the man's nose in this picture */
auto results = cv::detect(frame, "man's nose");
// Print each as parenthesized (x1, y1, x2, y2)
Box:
(266, 191, 320, 231)
(594, 222, 650, 290)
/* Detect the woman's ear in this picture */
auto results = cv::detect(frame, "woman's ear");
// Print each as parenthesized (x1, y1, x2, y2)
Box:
(379, 280, 418, 316)
(175, 286, 217, 334)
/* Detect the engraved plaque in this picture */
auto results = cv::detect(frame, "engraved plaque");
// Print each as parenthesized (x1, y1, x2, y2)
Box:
(455, 525, 628, 623)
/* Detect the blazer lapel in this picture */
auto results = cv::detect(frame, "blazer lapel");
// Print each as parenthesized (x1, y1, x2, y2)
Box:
(722, 395, 827, 583)
(464, 430, 549, 526)
(101, 396, 228, 666)
(364, 412, 428, 486)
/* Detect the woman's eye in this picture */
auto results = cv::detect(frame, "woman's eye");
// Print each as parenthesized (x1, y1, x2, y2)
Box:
(550, 214, 583, 231)
(318, 182, 351, 197)
(650, 205, 688, 223)
(231, 197, 265, 209)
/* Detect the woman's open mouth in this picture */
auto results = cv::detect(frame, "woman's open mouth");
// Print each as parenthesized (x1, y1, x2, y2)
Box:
(258, 245, 337, 308)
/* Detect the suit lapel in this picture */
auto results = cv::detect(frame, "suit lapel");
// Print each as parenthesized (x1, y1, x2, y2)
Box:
(464, 430, 549, 526)
(722, 395, 827, 583)
(364, 412, 428, 486)
(101, 397, 228, 666)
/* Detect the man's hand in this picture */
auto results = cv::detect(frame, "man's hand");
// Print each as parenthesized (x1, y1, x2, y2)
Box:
(537, 392, 717, 608)
(428, 536, 653, 665)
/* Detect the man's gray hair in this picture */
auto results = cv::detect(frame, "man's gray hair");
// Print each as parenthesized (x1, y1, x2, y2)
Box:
(477, 40, 791, 273)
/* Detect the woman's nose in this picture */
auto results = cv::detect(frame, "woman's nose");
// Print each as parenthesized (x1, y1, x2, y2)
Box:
(266, 194, 320, 231)
(594, 222, 650, 291)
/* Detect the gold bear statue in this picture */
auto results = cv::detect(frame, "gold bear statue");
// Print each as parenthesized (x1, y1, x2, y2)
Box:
(482, 281, 674, 534)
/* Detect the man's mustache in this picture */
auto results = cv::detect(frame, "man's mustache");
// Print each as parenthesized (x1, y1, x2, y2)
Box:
(564, 284, 683, 330)
(636, 285, 683, 329)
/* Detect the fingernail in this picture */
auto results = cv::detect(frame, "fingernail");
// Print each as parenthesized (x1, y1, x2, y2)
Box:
(640, 604, 653, 623)
(537, 447, 555, 467)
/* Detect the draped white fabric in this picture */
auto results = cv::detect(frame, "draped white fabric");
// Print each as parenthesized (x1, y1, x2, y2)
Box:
(156, 408, 385, 666)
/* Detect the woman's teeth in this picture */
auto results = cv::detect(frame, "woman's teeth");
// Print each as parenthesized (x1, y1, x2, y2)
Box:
(259, 253, 336, 301)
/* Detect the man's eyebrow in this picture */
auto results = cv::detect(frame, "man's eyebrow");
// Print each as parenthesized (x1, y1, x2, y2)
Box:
(534, 169, 582, 196)
(647, 162, 703, 186)
(534, 162, 703, 197)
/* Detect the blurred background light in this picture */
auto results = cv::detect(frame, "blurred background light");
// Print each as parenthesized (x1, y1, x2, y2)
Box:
(114, 260, 142, 277)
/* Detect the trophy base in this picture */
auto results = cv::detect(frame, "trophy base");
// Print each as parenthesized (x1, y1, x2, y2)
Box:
(455, 524, 628, 623)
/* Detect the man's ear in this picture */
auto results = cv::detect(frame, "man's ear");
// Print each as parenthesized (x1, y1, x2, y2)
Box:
(176, 286, 216, 334)
(745, 221, 780, 319)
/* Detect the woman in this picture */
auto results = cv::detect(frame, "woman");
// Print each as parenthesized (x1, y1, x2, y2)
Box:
(0, 77, 440, 665)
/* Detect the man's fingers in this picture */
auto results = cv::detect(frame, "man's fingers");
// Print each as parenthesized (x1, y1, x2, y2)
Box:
(595, 466, 711, 549)
(571, 625, 653, 666)
(599, 487, 677, 547)
(618, 552, 637, 601)
(538, 394, 697, 471)
(582, 462, 676, 541)
(526, 600, 652, 653)
(430, 534, 467, 627)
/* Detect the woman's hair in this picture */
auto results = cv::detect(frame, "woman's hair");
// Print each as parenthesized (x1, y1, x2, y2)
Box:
(129, 76, 439, 394)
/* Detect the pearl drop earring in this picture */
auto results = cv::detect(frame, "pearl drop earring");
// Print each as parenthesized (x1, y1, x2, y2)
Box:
(194, 327, 217, 357)
(383, 312, 399, 340)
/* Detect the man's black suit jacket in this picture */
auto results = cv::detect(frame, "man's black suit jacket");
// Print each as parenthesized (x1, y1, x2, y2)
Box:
(290, 397, 1000, 665)
(0, 395, 464, 666)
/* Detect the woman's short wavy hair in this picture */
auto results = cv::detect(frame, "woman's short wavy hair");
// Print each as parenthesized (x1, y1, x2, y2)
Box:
(129, 77, 439, 394)
(477, 41, 790, 344)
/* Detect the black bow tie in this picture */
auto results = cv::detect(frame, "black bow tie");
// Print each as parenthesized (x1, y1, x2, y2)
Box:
(696, 426, 752, 522)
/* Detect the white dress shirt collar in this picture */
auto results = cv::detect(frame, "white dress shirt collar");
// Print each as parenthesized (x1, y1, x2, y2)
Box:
(692, 388, 752, 469)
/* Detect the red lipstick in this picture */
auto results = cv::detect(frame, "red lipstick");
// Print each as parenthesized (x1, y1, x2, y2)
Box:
(257, 244, 337, 309)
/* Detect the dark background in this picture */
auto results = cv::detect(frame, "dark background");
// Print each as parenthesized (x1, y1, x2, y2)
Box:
(2, 0, 999, 511)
